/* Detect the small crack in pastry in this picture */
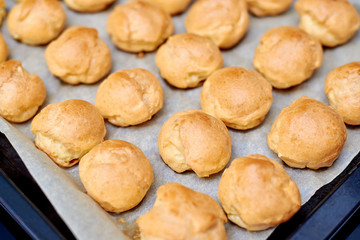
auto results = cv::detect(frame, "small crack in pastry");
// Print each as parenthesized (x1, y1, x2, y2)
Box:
(45, 26, 112, 85)
(7, 0, 66, 45)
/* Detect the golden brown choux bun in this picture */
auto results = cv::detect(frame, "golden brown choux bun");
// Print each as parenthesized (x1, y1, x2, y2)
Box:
(107, 0, 174, 53)
(267, 96, 347, 169)
(31, 99, 106, 167)
(0, 33, 8, 63)
(137, 182, 227, 240)
(0, 60, 46, 123)
(156, 33, 223, 89)
(7, 0, 66, 45)
(79, 140, 154, 213)
(185, 0, 249, 49)
(158, 110, 232, 177)
(253, 26, 323, 89)
(247, 0, 292, 17)
(0, 0, 6, 25)
(144, 0, 192, 15)
(218, 154, 301, 231)
(95, 68, 163, 127)
(295, 0, 360, 47)
(64, 0, 115, 12)
(45, 26, 112, 85)
(325, 62, 360, 125)
(201, 67, 273, 130)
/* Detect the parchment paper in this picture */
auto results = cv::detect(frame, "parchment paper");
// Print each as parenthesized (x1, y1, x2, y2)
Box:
(1, 0, 360, 239)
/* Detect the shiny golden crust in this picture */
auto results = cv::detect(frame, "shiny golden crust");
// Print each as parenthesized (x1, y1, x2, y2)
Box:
(218, 154, 301, 231)
(185, 0, 249, 49)
(253, 26, 323, 89)
(0, 60, 46, 123)
(30, 100, 106, 167)
(267, 97, 347, 169)
(45, 26, 112, 85)
(201, 67, 273, 130)
(64, 0, 115, 12)
(158, 110, 231, 177)
(79, 140, 153, 213)
(325, 62, 360, 125)
(247, 0, 292, 17)
(107, 0, 174, 53)
(95, 68, 163, 127)
(144, 0, 192, 15)
(0, 33, 8, 63)
(137, 182, 227, 240)
(295, 0, 360, 47)
(7, 0, 66, 45)
(156, 33, 224, 89)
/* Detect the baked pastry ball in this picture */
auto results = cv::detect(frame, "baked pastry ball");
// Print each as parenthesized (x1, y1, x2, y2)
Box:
(107, 0, 174, 53)
(137, 182, 227, 240)
(144, 0, 192, 15)
(201, 67, 273, 130)
(253, 26, 323, 89)
(156, 33, 224, 89)
(295, 0, 360, 47)
(31, 100, 106, 167)
(64, 0, 115, 12)
(0, 33, 8, 63)
(158, 110, 231, 177)
(7, 0, 66, 45)
(0, 60, 46, 123)
(79, 140, 153, 213)
(45, 26, 112, 85)
(95, 68, 163, 127)
(268, 97, 347, 169)
(185, 0, 249, 49)
(0, 0, 5, 26)
(218, 154, 301, 231)
(325, 62, 360, 125)
(247, 0, 292, 17)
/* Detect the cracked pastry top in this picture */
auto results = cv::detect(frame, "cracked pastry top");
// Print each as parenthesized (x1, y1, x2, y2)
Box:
(0, 60, 46, 123)
(137, 182, 227, 240)
(295, 0, 360, 47)
(30, 99, 106, 167)
(156, 33, 224, 89)
(267, 96, 347, 169)
(79, 140, 154, 213)
(218, 154, 301, 231)
(246, 0, 292, 17)
(201, 67, 273, 130)
(185, 0, 249, 49)
(95, 68, 163, 127)
(158, 110, 232, 177)
(64, 0, 115, 12)
(325, 62, 360, 125)
(45, 26, 112, 85)
(7, 0, 66, 45)
(143, 0, 192, 15)
(253, 26, 323, 89)
(106, 0, 174, 53)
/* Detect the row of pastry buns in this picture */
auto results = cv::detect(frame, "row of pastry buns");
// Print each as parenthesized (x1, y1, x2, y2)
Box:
(0, 0, 359, 239)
